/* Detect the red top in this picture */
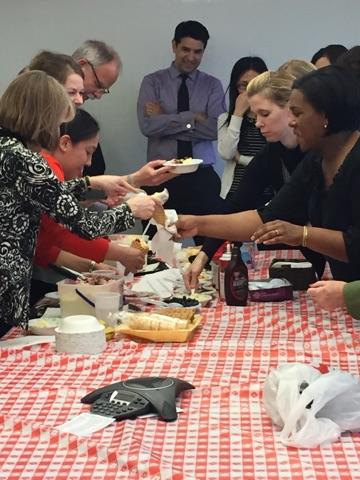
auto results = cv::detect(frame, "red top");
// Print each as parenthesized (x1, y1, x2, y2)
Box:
(34, 151, 110, 267)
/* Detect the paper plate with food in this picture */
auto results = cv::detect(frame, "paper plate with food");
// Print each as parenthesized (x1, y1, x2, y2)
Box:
(28, 308, 62, 335)
(166, 157, 203, 174)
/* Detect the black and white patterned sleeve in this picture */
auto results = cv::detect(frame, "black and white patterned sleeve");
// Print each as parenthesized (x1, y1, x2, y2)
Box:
(63, 177, 88, 199)
(15, 149, 135, 239)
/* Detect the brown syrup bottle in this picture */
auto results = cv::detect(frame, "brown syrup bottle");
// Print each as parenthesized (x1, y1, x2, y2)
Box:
(224, 242, 248, 306)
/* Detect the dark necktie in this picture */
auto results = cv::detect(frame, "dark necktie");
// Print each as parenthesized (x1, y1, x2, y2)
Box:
(177, 74, 193, 158)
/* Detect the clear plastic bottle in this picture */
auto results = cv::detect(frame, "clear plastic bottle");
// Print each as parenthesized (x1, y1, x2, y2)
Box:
(219, 243, 232, 300)
(211, 242, 227, 290)
(224, 242, 248, 306)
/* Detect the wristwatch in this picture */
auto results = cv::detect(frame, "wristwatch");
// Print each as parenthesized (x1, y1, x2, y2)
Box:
(88, 260, 96, 272)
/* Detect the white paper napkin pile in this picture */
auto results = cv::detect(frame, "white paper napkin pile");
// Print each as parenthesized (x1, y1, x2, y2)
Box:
(131, 268, 183, 298)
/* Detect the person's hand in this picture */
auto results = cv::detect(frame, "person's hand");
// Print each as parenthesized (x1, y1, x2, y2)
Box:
(183, 251, 209, 291)
(132, 160, 178, 187)
(101, 196, 125, 208)
(194, 112, 207, 123)
(234, 91, 249, 117)
(90, 175, 138, 198)
(308, 280, 347, 311)
(251, 220, 303, 246)
(126, 194, 156, 220)
(176, 215, 199, 238)
(118, 246, 146, 273)
(145, 101, 163, 116)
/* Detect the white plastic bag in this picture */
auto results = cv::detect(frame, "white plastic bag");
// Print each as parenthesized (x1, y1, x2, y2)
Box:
(263, 363, 360, 448)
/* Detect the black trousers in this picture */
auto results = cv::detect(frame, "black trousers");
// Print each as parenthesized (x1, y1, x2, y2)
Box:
(144, 166, 222, 245)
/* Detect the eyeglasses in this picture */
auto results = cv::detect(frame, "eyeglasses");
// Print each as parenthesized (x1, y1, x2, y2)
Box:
(87, 61, 110, 95)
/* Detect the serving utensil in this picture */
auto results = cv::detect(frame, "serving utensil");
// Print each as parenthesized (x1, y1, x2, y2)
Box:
(49, 264, 86, 281)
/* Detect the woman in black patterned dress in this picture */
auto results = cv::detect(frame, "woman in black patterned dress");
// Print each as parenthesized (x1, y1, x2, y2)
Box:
(0, 71, 156, 334)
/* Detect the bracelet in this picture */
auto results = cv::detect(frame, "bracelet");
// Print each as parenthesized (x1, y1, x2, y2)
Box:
(84, 175, 91, 189)
(88, 260, 96, 272)
(302, 225, 308, 247)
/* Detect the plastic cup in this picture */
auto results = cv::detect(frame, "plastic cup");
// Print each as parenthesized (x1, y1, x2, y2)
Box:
(95, 292, 122, 327)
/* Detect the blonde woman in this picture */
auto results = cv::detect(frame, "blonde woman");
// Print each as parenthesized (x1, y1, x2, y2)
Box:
(184, 61, 315, 290)
(0, 71, 156, 334)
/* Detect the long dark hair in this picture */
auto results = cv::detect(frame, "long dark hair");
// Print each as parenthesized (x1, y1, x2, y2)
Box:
(311, 44, 348, 65)
(224, 56, 267, 126)
(60, 109, 99, 143)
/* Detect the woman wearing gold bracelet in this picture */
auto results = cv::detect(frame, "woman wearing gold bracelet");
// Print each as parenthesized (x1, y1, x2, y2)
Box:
(179, 66, 360, 287)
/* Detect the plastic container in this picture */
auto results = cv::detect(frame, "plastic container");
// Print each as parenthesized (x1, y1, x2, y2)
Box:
(57, 272, 123, 317)
(248, 278, 293, 302)
(219, 243, 232, 301)
(269, 259, 317, 290)
(240, 242, 257, 269)
(211, 242, 227, 290)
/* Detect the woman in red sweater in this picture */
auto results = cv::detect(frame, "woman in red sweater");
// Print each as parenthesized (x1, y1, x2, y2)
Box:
(32, 109, 149, 302)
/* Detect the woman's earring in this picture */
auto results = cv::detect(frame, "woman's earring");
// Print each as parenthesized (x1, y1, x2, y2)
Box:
(323, 123, 328, 129)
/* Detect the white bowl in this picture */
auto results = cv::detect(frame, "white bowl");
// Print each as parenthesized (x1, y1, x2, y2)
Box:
(166, 158, 203, 174)
(55, 315, 104, 334)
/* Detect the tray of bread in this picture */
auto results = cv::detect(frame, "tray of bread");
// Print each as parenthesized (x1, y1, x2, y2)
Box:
(114, 308, 201, 342)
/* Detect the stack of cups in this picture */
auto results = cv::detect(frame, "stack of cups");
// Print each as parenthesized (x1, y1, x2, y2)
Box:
(95, 292, 122, 327)
(55, 315, 106, 355)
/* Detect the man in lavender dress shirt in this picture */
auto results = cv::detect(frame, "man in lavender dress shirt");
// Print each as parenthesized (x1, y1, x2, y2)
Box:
(137, 21, 226, 243)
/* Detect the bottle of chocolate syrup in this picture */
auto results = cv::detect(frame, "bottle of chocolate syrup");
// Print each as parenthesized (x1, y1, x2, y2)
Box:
(224, 242, 248, 306)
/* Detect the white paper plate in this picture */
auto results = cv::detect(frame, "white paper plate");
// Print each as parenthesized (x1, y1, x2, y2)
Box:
(29, 317, 60, 335)
(166, 159, 203, 174)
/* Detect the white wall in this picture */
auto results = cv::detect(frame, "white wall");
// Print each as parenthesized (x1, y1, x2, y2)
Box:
(0, 0, 359, 176)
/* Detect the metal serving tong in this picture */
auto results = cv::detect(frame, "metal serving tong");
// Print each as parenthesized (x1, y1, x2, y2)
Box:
(49, 264, 87, 281)
(49, 264, 96, 307)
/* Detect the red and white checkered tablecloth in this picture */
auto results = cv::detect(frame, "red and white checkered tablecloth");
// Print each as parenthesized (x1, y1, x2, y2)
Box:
(1, 250, 360, 479)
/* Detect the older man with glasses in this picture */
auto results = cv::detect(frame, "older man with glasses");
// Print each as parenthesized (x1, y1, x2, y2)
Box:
(72, 39, 176, 188)
(71, 40, 121, 175)
(73, 40, 119, 101)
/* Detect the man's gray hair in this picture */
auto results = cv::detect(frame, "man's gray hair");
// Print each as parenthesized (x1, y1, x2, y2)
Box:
(72, 40, 121, 70)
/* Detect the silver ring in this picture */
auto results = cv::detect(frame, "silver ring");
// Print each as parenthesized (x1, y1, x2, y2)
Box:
(274, 229, 279, 236)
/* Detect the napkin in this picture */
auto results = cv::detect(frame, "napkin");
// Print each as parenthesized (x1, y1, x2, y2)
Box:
(131, 268, 183, 297)
(150, 209, 180, 265)
(0, 336, 55, 348)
